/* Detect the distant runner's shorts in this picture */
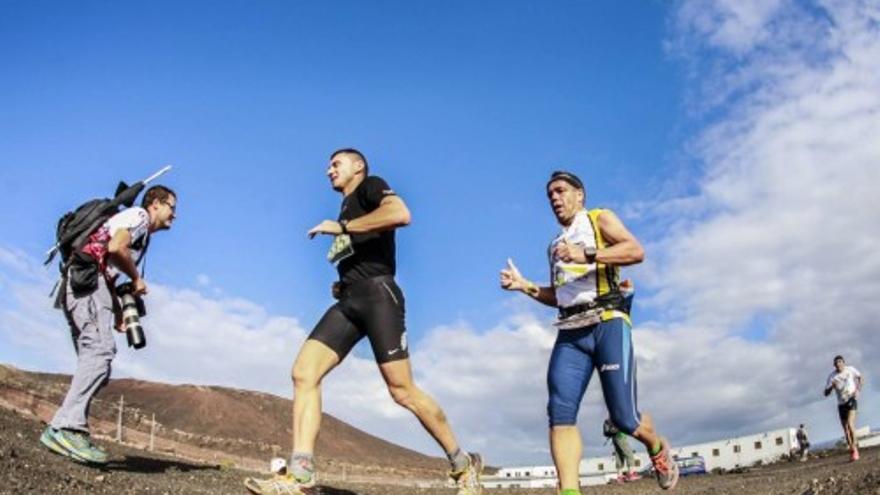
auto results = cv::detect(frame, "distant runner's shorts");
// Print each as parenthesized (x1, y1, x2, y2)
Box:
(308, 275, 408, 364)
(547, 317, 641, 433)
(838, 397, 858, 421)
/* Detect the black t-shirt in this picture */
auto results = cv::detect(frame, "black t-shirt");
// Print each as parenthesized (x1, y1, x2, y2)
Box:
(337, 175, 398, 284)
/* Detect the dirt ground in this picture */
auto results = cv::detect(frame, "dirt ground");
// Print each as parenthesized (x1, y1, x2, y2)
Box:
(2, 406, 878, 494)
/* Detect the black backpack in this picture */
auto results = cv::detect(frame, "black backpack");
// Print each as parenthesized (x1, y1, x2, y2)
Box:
(46, 181, 148, 304)
(51, 199, 116, 265)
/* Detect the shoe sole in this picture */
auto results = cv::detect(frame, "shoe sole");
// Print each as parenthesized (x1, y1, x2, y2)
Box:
(467, 453, 484, 494)
(665, 465, 680, 490)
(243, 477, 307, 495)
(658, 462, 680, 490)
(243, 478, 263, 495)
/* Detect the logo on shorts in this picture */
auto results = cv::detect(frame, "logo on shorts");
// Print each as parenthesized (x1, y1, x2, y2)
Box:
(387, 334, 408, 357)
(600, 363, 620, 372)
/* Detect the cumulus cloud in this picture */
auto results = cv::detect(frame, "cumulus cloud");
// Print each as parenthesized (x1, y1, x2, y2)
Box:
(0, 246, 566, 464)
(673, 0, 786, 55)
(0, 245, 306, 395)
(640, 0, 880, 447)
(0, 246, 75, 369)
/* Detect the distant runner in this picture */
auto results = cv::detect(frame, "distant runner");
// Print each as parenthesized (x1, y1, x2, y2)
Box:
(795, 424, 809, 461)
(245, 149, 482, 495)
(824, 355, 864, 462)
(500, 171, 678, 495)
(604, 419, 640, 483)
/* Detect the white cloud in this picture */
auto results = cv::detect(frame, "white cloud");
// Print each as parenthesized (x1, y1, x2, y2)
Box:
(0, 247, 561, 464)
(195, 273, 212, 287)
(0, 246, 307, 396)
(640, 0, 880, 448)
(673, 0, 787, 55)
(0, 246, 75, 369)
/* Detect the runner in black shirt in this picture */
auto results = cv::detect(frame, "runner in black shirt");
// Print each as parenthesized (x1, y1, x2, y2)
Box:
(336, 174, 397, 284)
(245, 148, 482, 495)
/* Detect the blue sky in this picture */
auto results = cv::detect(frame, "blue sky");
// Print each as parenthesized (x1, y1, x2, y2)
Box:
(1, 0, 686, 331)
(2, 0, 879, 466)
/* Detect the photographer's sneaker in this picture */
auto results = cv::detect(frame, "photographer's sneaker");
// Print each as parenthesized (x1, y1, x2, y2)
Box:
(649, 438, 679, 490)
(40, 427, 108, 465)
(449, 452, 483, 495)
(40, 427, 83, 462)
(244, 473, 313, 495)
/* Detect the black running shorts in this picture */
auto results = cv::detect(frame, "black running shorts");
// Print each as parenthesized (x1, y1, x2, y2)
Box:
(308, 275, 408, 364)
(838, 397, 858, 422)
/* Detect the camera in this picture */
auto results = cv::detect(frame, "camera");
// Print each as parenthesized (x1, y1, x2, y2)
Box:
(116, 282, 147, 349)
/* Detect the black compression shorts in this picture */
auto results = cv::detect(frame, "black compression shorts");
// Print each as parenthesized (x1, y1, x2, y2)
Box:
(838, 397, 858, 422)
(308, 275, 408, 364)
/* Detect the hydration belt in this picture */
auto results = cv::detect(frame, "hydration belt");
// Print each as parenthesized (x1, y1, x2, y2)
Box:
(554, 291, 630, 329)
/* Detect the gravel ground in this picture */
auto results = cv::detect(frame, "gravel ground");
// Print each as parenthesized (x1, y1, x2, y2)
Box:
(2, 407, 878, 494)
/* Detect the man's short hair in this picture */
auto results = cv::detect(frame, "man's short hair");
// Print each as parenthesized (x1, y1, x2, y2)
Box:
(833, 355, 845, 363)
(141, 185, 176, 209)
(331, 148, 369, 176)
(547, 170, 585, 192)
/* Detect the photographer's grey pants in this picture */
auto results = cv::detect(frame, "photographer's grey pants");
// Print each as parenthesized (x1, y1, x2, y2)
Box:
(50, 275, 117, 433)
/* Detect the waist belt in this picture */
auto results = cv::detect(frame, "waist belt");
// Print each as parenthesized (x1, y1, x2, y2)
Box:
(338, 274, 396, 296)
(558, 292, 627, 319)
(559, 302, 602, 319)
(555, 292, 630, 329)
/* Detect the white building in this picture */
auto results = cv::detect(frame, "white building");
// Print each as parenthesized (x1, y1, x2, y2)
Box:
(854, 426, 880, 448)
(483, 427, 800, 489)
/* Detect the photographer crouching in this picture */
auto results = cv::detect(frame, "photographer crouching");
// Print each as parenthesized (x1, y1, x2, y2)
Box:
(40, 185, 176, 464)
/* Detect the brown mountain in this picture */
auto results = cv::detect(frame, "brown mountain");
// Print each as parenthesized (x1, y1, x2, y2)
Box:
(0, 363, 447, 479)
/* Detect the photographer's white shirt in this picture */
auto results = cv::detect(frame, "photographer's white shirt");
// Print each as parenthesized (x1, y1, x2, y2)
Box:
(81, 207, 150, 278)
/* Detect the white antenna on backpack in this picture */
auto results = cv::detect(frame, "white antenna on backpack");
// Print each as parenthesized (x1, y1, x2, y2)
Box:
(144, 165, 172, 185)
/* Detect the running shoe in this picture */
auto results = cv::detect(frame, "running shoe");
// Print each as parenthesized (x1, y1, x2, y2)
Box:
(649, 438, 679, 490)
(244, 473, 313, 495)
(449, 452, 483, 495)
(625, 472, 642, 482)
(40, 427, 108, 464)
(40, 427, 83, 461)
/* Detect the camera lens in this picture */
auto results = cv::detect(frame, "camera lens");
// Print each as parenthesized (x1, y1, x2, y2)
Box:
(121, 293, 146, 349)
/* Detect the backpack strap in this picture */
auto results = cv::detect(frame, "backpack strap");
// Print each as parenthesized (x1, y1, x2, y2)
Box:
(137, 235, 151, 279)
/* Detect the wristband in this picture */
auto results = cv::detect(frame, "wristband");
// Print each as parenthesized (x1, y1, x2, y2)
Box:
(339, 219, 349, 234)
(525, 281, 540, 297)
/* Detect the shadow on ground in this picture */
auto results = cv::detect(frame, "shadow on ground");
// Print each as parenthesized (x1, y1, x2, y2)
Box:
(104, 455, 221, 474)
(314, 487, 359, 495)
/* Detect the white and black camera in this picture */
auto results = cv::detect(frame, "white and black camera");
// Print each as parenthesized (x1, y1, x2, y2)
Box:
(116, 282, 147, 349)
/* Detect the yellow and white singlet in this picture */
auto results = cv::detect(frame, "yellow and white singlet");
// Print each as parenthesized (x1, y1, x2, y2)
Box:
(549, 208, 629, 327)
